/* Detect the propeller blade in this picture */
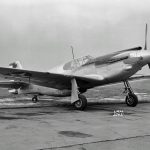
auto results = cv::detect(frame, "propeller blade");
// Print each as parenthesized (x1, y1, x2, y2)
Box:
(144, 24, 150, 68)
(144, 23, 148, 50)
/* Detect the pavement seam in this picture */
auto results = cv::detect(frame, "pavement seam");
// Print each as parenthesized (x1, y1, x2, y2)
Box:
(37, 134, 150, 150)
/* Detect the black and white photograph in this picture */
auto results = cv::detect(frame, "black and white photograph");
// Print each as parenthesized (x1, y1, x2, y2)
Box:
(0, 0, 150, 149)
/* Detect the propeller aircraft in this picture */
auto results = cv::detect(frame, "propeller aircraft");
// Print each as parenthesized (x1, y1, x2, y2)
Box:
(0, 25, 150, 110)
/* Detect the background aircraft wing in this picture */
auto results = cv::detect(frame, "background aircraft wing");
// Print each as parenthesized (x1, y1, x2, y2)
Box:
(0, 67, 102, 90)
(128, 75, 150, 81)
(0, 81, 28, 89)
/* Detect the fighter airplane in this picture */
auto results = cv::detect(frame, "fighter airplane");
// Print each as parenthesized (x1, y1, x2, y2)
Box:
(0, 25, 150, 110)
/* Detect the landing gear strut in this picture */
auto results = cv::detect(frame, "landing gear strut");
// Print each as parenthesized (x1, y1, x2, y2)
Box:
(124, 81, 138, 107)
(73, 94, 87, 110)
(32, 96, 38, 103)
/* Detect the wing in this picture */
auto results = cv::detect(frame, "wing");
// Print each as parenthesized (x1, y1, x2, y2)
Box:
(0, 67, 102, 90)
(128, 75, 150, 81)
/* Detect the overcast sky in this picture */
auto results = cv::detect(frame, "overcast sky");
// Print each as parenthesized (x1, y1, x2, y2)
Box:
(0, 0, 150, 72)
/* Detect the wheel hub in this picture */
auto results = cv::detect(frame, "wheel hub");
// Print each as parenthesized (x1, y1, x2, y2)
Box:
(127, 96, 134, 105)
(75, 100, 82, 108)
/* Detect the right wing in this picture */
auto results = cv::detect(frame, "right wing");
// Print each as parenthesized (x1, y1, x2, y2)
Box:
(0, 67, 102, 90)
(0, 67, 149, 91)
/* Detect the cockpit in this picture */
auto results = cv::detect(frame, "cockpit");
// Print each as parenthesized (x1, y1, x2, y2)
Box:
(63, 55, 93, 70)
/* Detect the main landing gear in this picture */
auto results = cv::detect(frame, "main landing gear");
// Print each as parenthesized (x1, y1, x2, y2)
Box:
(32, 96, 38, 103)
(73, 94, 87, 110)
(123, 81, 138, 107)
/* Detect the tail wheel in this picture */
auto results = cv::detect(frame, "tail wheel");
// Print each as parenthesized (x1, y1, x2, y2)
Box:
(125, 93, 138, 107)
(32, 96, 38, 103)
(73, 94, 87, 110)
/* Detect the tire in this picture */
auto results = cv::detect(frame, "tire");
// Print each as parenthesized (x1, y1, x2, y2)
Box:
(125, 93, 138, 107)
(32, 96, 38, 103)
(73, 94, 87, 110)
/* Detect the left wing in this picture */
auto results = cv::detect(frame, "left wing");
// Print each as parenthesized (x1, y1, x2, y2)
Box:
(0, 67, 102, 90)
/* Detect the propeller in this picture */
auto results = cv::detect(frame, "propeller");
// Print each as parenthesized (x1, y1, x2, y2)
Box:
(144, 23, 147, 50)
(144, 24, 150, 68)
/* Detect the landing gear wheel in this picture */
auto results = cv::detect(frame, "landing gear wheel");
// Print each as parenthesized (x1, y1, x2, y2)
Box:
(74, 95, 87, 110)
(125, 93, 138, 107)
(32, 96, 38, 103)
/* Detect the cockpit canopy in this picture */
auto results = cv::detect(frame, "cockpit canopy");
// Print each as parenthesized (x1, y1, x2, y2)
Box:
(63, 55, 93, 70)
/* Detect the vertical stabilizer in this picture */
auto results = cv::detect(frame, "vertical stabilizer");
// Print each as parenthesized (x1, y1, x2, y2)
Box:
(9, 61, 23, 69)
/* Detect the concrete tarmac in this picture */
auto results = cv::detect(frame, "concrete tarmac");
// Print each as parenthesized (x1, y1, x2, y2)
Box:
(0, 98, 150, 150)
